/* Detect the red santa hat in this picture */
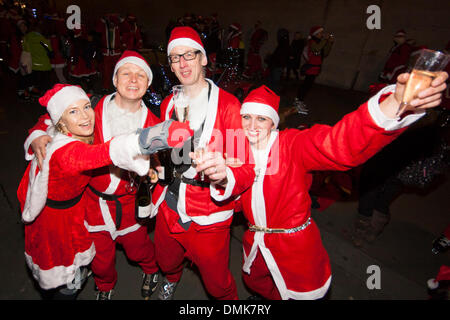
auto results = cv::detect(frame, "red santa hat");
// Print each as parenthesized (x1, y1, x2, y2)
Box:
(39, 84, 90, 125)
(113, 50, 153, 86)
(240, 85, 280, 128)
(167, 26, 207, 59)
(309, 25, 324, 37)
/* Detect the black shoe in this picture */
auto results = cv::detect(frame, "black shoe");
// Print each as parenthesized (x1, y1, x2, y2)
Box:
(142, 272, 159, 299)
(432, 235, 450, 254)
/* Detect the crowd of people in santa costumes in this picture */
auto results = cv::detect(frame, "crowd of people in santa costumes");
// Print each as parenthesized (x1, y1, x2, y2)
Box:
(25, 50, 193, 300)
(17, 83, 189, 299)
(11, 3, 448, 299)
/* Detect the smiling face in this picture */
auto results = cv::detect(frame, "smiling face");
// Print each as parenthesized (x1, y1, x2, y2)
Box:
(169, 45, 207, 87)
(241, 113, 275, 150)
(113, 63, 149, 102)
(59, 99, 95, 139)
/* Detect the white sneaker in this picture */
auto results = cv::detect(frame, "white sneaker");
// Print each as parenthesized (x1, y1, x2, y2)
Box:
(293, 98, 309, 114)
(96, 289, 114, 300)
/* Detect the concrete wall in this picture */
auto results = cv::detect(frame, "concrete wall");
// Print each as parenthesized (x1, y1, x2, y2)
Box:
(52, 0, 450, 92)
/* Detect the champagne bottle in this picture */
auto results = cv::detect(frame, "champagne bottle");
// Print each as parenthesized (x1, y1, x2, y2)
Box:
(136, 176, 151, 207)
(151, 149, 175, 186)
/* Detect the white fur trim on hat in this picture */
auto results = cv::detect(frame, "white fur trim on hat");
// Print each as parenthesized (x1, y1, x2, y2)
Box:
(113, 56, 153, 86)
(427, 278, 439, 290)
(47, 86, 89, 125)
(312, 27, 324, 36)
(167, 38, 206, 59)
(241, 102, 280, 128)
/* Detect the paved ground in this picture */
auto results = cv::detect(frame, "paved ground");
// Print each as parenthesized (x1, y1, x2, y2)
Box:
(0, 70, 448, 304)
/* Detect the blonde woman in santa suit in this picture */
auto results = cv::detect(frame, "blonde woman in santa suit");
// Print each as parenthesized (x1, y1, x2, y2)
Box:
(17, 84, 191, 299)
(195, 71, 448, 300)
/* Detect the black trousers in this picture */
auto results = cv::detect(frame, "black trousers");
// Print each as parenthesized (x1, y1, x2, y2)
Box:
(358, 171, 403, 217)
(25, 70, 52, 92)
(296, 74, 316, 101)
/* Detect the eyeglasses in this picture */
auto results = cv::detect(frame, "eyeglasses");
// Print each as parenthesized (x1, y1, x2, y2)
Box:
(168, 50, 201, 64)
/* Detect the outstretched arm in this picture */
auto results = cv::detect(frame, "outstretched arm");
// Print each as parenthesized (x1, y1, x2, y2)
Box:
(298, 71, 448, 172)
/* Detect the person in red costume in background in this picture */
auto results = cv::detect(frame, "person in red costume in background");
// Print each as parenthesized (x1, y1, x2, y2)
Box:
(243, 21, 268, 80)
(96, 13, 123, 92)
(68, 25, 99, 93)
(294, 25, 334, 114)
(195, 70, 448, 299)
(48, 14, 68, 84)
(379, 29, 413, 84)
(120, 14, 143, 51)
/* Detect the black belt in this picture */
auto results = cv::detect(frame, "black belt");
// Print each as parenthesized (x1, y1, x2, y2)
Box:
(174, 171, 210, 188)
(46, 192, 84, 209)
(88, 185, 128, 229)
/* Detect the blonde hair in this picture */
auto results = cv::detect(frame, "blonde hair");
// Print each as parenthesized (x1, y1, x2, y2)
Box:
(55, 120, 94, 145)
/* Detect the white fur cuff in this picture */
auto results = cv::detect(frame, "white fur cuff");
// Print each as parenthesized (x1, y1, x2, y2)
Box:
(110, 133, 149, 176)
(368, 84, 426, 131)
(24, 130, 47, 161)
(210, 166, 236, 201)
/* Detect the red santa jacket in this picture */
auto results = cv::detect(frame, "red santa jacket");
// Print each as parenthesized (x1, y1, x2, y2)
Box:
(17, 134, 112, 289)
(151, 80, 255, 233)
(240, 85, 425, 299)
(120, 19, 143, 51)
(83, 94, 160, 239)
(49, 34, 66, 67)
(7, 31, 21, 73)
(95, 17, 122, 56)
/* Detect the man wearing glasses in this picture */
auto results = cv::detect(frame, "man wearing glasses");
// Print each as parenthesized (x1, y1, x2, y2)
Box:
(151, 26, 255, 300)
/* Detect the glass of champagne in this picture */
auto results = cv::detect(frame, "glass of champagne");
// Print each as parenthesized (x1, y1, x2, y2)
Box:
(397, 49, 449, 116)
(172, 85, 189, 122)
(194, 146, 206, 182)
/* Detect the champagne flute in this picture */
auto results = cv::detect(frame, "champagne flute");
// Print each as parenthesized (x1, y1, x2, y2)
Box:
(191, 136, 207, 182)
(172, 85, 189, 122)
(397, 49, 449, 116)
(194, 146, 206, 182)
